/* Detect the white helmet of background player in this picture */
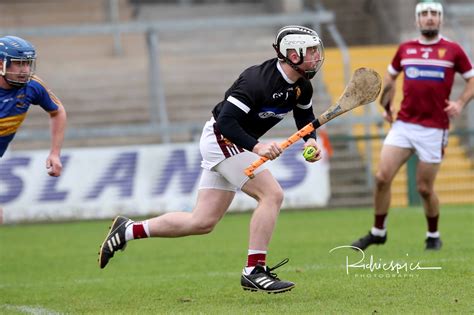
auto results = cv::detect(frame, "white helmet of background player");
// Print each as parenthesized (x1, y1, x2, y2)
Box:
(415, 1, 443, 37)
(273, 25, 324, 80)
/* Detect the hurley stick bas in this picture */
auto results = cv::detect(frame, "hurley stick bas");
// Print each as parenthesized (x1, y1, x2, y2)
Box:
(244, 67, 382, 179)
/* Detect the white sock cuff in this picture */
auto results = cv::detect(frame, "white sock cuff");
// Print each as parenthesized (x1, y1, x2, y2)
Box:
(371, 227, 387, 237)
(248, 249, 267, 255)
(426, 231, 440, 238)
(125, 220, 150, 241)
(243, 267, 255, 275)
(142, 220, 150, 237)
(125, 223, 134, 242)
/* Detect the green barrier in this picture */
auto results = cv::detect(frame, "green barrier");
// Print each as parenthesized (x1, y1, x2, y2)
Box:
(407, 154, 421, 205)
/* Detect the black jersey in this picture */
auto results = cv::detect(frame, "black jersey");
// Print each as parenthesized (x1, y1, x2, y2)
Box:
(212, 58, 316, 151)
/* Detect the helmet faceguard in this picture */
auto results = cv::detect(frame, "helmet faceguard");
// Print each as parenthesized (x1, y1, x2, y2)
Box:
(415, 1, 443, 38)
(273, 25, 324, 80)
(0, 36, 37, 88)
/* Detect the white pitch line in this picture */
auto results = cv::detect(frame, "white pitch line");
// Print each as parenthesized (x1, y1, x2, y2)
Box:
(1, 304, 62, 315)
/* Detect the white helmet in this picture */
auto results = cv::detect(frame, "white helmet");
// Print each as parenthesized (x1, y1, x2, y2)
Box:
(416, 1, 443, 22)
(273, 25, 324, 79)
(415, 1, 443, 37)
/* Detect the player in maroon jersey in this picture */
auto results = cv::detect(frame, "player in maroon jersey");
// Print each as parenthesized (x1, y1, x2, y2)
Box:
(352, 0, 474, 250)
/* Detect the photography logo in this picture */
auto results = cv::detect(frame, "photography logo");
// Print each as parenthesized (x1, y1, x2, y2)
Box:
(329, 245, 442, 278)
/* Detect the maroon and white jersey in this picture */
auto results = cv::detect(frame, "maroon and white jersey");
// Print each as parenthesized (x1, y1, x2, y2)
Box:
(388, 36, 474, 129)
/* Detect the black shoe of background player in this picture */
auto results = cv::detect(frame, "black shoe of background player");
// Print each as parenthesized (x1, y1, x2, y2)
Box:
(425, 237, 442, 250)
(351, 231, 387, 250)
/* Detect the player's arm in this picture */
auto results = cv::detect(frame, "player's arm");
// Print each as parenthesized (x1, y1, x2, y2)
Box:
(216, 100, 257, 151)
(30, 77, 67, 176)
(293, 80, 321, 162)
(216, 100, 282, 160)
(381, 45, 403, 123)
(217, 72, 283, 160)
(47, 104, 67, 176)
(444, 76, 474, 118)
(380, 71, 398, 123)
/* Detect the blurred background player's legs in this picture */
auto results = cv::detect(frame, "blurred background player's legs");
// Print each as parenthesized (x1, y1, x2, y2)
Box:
(416, 161, 442, 250)
(374, 145, 413, 220)
(416, 161, 440, 218)
(352, 145, 412, 250)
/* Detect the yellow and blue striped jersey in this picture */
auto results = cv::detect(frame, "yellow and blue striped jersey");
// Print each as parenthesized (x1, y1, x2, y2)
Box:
(0, 75, 62, 157)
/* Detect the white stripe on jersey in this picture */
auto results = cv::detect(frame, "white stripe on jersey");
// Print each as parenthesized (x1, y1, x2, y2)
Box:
(462, 68, 474, 79)
(297, 100, 312, 110)
(388, 64, 400, 76)
(401, 58, 454, 68)
(227, 96, 251, 113)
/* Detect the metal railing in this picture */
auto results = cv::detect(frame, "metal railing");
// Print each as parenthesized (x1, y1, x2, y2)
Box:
(1, 9, 354, 144)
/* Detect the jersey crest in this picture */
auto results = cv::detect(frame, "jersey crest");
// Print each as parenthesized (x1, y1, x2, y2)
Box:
(437, 48, 447, 58)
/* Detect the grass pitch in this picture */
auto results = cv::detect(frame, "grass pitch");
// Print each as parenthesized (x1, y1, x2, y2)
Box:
(1, 205, 473, 314)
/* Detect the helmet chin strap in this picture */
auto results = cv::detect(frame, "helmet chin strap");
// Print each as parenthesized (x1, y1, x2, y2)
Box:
(287, 61, 316, 80)
(304, 70, 316, 80)
(3, 75, 27, 88)
(273, 44, 315, 80)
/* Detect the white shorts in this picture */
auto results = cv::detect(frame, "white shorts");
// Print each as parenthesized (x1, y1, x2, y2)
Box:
(198, 117, 267, 191)
(384, 120, 448, 163)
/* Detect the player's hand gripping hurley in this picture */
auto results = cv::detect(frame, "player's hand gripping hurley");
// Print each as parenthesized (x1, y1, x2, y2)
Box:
(244, 67, 382, 178)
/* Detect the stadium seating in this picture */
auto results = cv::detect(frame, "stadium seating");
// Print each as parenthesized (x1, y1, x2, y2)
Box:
(2, 0, 472, 207)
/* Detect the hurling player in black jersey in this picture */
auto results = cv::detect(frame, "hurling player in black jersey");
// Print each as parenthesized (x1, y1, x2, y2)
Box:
(99, 25, 325, 294)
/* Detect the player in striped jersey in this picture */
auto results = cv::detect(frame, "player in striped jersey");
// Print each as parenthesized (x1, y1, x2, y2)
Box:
(352, 1, 474, 251)
(0, 36, 66, 177)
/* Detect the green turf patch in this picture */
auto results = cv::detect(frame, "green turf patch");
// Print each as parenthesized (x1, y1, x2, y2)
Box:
(1, 205, 473, 314)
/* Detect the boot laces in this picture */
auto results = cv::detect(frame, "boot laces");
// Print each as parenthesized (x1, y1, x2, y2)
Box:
(264, 258, 289, 280)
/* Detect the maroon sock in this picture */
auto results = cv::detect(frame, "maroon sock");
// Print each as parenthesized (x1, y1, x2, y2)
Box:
(374, 214, 387, 229)
(247, 253, 266, 267)
(426, 214, 439, 233)
(132, 223, 149, 239)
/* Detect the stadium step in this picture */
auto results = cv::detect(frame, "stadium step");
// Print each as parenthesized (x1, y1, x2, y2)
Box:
(0, 0, 133, 27)
(328, 196, 373, 208)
